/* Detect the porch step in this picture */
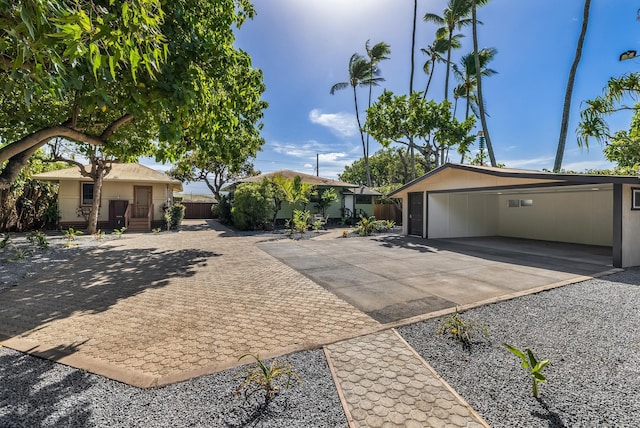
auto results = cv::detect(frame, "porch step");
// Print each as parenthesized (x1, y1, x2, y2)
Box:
(127, 218, 150, 232)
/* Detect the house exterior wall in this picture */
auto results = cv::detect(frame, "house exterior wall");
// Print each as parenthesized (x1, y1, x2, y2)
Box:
(428, 193, 499, 238)
(622, 184, 640, 267)
(58, 180, 173, 224)
(497, 189, 612, 246)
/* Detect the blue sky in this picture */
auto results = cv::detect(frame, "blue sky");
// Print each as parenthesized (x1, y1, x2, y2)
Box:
(171, 0, 639, 194)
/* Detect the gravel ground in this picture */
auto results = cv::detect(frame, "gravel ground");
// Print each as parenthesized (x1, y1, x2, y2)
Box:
(398, 269, 640, 428)
(0, 347, 347, 428)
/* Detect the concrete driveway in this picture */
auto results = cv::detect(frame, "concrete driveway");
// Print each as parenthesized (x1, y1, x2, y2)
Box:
(258, 233, 615, 323)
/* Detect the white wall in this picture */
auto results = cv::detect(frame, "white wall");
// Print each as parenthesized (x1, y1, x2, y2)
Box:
(428, 193, 499, 238)
(622, 184, 640, 267)
(497, 189, 613, 246)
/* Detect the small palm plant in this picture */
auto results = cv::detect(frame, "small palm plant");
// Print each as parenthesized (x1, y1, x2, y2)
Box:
(236, 353, 301, 404)
(438, 310, 488, 347)
(112, 227, 127, 238)
(504, 343, 550, 398)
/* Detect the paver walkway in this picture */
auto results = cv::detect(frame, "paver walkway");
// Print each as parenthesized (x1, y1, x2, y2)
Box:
(325, 330, 488, 427)
(0, 221, 378, 387)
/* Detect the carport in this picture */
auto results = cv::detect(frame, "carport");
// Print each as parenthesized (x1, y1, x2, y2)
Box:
(390, 164, 640, 268)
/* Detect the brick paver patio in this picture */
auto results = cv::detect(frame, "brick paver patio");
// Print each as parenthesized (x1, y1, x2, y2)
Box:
(0, 221, 379, 387)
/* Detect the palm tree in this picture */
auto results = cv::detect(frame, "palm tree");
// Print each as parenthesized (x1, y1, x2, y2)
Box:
(365, 40, 391, 186)
(331, 53, 382, 186)
(421, 37, 457, 99)
(453, 48, 497, 119)
(471, 0, 497, 166)
(553, 0, 592, 172)
(424, 0, 474, 100)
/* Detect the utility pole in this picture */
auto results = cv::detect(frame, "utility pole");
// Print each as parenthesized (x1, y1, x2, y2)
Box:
(316, 153, 319, 176)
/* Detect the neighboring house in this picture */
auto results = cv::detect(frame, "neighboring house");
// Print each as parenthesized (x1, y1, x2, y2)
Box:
(232, 170, 380, 222)
(33, 163, 183, 232)
(389, 163, 640, 268)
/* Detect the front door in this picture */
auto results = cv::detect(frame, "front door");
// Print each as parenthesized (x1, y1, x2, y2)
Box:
(109, 200, 129, 228)
(408, 192, 424, 237)
(133, 186, 152, 218)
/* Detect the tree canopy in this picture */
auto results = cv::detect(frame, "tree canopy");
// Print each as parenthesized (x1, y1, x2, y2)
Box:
(339, 147, 425, 187)
(0, 0, 266, 190)
(365, 90, 475, 171)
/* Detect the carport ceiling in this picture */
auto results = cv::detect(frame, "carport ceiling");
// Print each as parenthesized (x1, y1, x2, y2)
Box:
(429, 183, 613, 195)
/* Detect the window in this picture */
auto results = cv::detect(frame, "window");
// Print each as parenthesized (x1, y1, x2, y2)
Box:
(355, 195, 372, 204)
(520, 199, 533, 207)
(81, 182, 94, 206)
(632, 188, 640, 210)
(508, 199, 520, 208)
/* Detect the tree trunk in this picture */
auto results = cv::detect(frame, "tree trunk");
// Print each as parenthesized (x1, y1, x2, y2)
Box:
(444, 29, 453, 101)
(352, 85, 371, 186)
(472, 0, 497, 167)
(87, 167, 106, 235)
(423, 59, 436, 99)
(410, 0, 417, 94)
(553, 0, 591, 172)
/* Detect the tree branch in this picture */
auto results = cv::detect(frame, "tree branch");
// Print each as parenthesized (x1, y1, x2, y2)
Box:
(100, 114, 134, 140)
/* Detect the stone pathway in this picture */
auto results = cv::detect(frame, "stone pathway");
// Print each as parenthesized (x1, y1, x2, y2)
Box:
(325, 330, 489, 428)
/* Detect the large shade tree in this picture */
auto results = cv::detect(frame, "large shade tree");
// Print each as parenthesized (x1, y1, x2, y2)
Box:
(0, 0, 266, 232)
(366, 90, 475, 171)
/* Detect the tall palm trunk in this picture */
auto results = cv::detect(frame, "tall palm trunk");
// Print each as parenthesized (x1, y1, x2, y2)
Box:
(352, 85, 370, 185)
(444, 29, 453, 101)
(409, 0, 418, 179)
(472, 0, 496, 166)
(553, 0, 591, 172)
(423, 63, 436, 99)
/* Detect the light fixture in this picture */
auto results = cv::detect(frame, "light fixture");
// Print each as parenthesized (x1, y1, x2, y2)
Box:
(620, 50, 637, 61)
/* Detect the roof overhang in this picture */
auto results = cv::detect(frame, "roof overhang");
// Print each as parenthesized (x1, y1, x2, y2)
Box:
(389, 163, 640, 198)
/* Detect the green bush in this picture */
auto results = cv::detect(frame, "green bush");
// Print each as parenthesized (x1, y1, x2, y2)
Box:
(213, 195, 232, 224)
(231, 182, 273, 230)
(164, 203, 186, 230)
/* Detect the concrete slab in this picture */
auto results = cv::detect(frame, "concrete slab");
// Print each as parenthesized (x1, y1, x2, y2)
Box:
(258, 233, 612, 324)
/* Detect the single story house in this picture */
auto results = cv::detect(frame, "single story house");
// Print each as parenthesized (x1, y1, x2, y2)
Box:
(34, 163, 183, 231)
(389, 163, 640, 268)
(232, 170, 380, 222)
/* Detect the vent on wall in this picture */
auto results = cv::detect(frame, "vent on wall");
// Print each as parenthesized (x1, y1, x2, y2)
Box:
(508, 199, 534, 208)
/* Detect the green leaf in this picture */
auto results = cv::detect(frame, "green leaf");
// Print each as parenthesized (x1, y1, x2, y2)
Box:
(532, 372, 547, 382)
(504, 343, 527, 362)
(526, 348, 538, 367)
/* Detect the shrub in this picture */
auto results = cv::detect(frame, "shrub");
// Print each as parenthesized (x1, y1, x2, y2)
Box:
(213, 194, 232, 224)
(164, 203, 186, 230)
(231, 182, 273, 230)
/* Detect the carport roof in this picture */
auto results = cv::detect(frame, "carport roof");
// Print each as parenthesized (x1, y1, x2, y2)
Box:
(389, 163, 640, 197)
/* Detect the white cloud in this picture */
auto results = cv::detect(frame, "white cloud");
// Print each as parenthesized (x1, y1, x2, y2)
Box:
(562, 160, 615, 172)
(309, 109, 358, 138)
(501, 156, 555, 170)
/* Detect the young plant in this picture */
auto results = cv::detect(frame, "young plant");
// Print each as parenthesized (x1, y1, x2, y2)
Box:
(437, 310, 488, 347)
(112, 227, 127, 238)
(92, 229, 105, 241)
(63, 227, 83, 247)
(292, 209, 310, 234)
(8, 245, 27, 262)
(312, 219, 324, 232)
(26, 231, 49, 249)
(504, 343, 550, 398)
(342, 230, 349, 238)
(236, 353, 301, 404)
(384, 220, 395, 230)
(356, 215, 377, 236)
(152, 227, 162, 234)
(0, 234, 11, 249)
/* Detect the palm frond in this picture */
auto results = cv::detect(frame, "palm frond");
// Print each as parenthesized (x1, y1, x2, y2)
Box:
(330, 81, 349, 95)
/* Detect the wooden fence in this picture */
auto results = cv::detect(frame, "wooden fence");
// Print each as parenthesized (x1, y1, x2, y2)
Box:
(373, 203, 402, 223)
(182, 202, 215, 219)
